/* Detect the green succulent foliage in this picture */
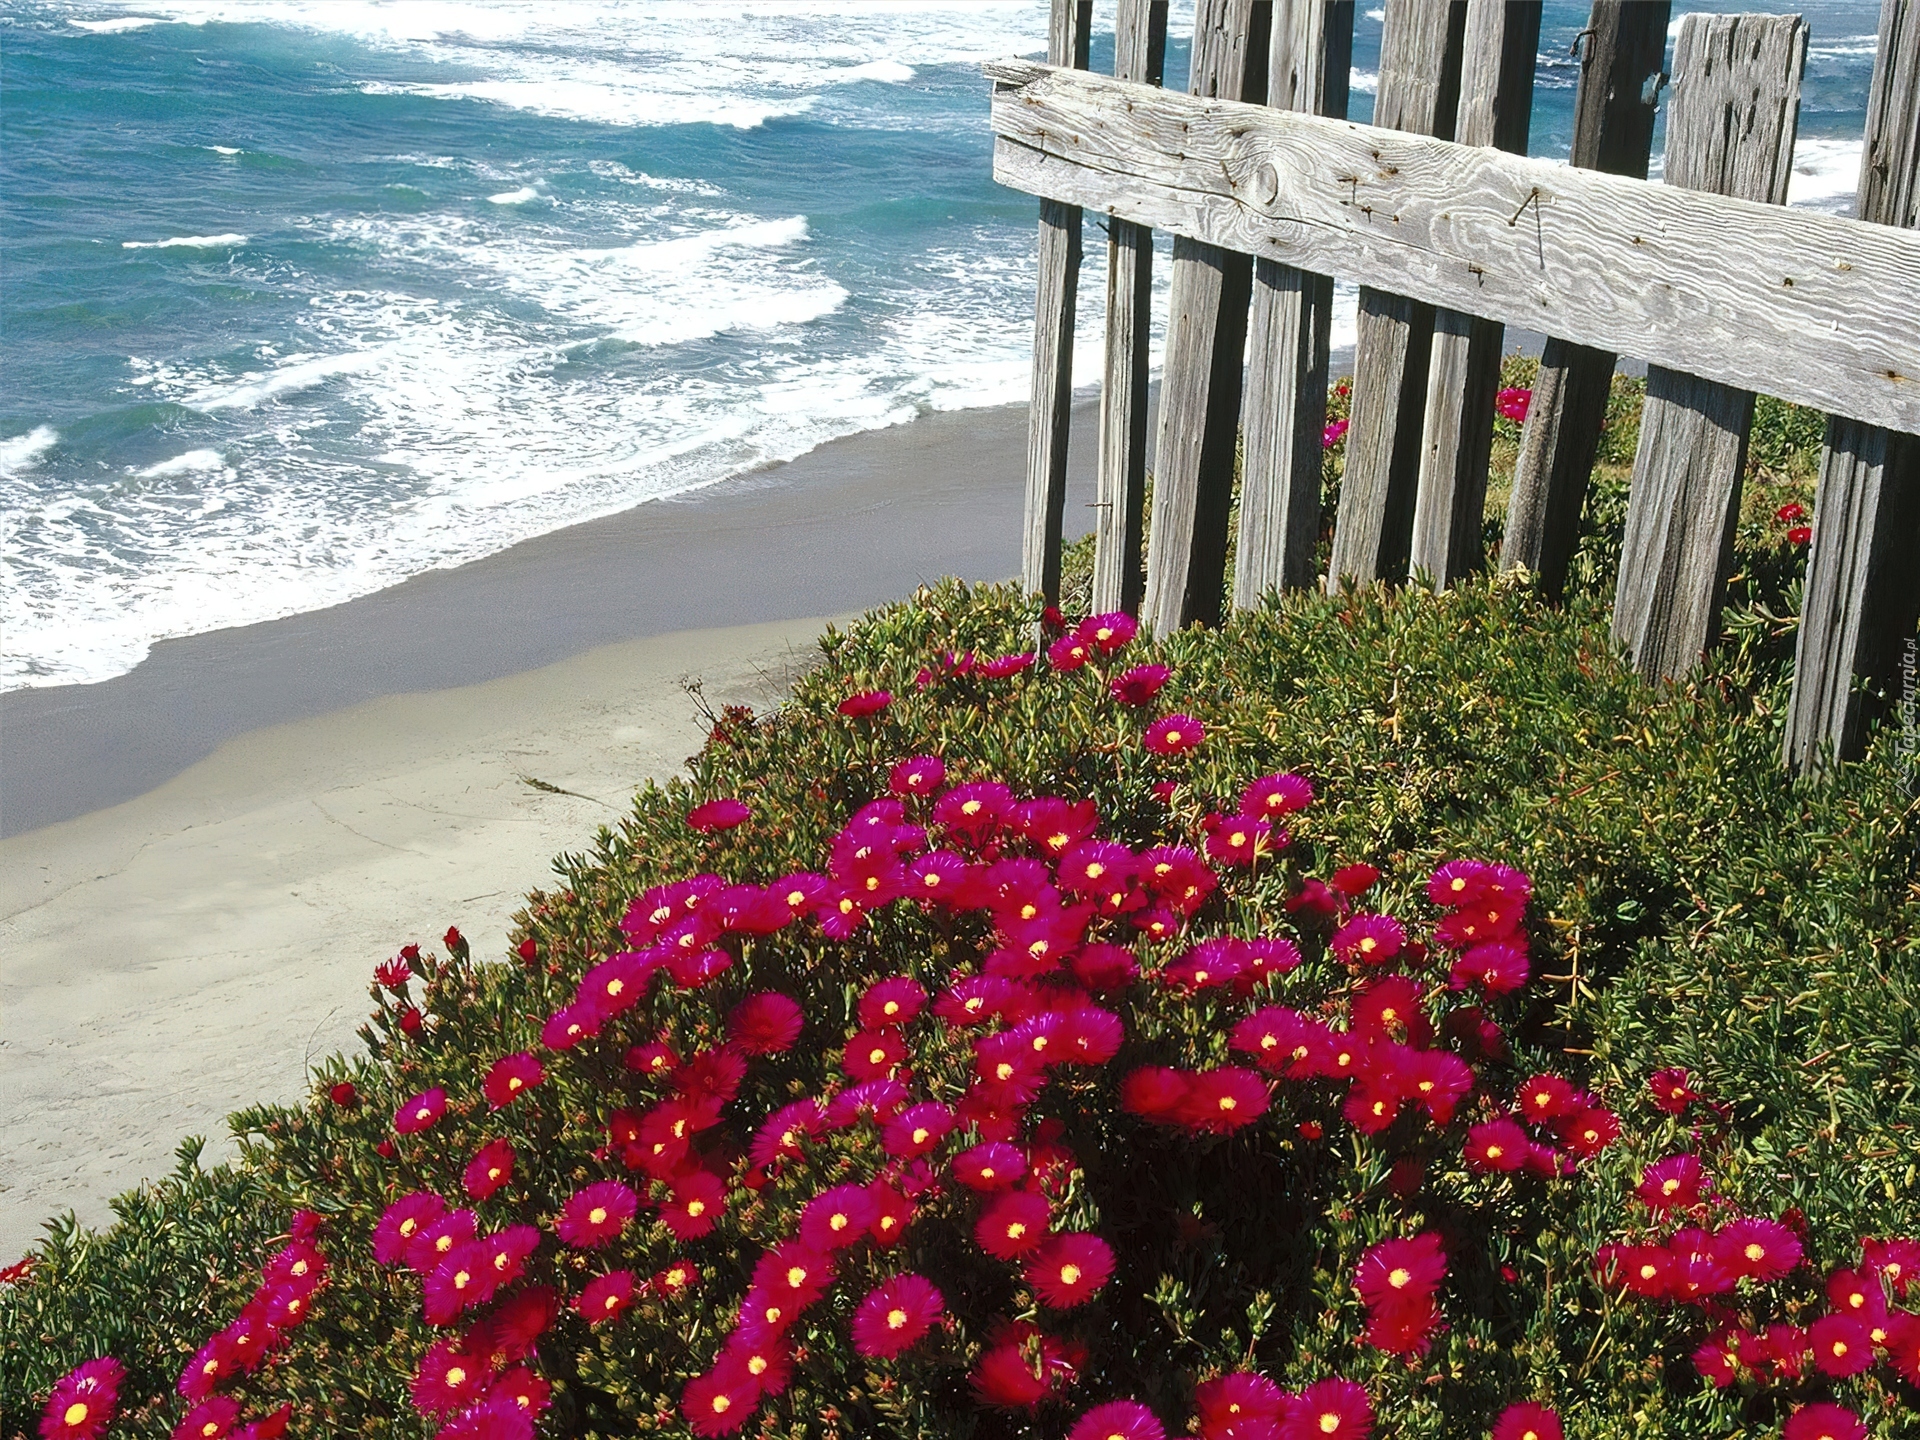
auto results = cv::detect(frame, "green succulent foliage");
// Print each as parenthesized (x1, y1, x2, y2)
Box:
(2, 396, 1913, 1440)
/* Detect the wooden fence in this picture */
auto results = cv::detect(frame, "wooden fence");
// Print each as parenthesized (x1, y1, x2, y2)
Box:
(993, 0, 1920, 777)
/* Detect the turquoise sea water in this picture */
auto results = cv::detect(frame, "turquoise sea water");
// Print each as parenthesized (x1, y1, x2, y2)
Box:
(0, 0, 1885, 689)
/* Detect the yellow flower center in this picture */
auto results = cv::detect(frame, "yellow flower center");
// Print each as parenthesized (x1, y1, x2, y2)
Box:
(507, 1076, 523, 1092)
(1164, 730, 1182, 744)
(589, 1207, 608, 1225)
(687, 1200, 707, 1218)
(488, 1167, 502, 1182)
(1661, 1178, 1680, 1195)
(415, 1106, 433, 1121)
(1007, 1222, 1027, 1239)
(786, 889, 806, 906)
(1059, 1264, 1082, 1285)
(64, 1404, 90, 1426)
(1450, 877, 1466, 892)
(883, 1000, 900, 1016)
(978, 1166, 995, 1180)
(1193, 970, 1210, 984)
(869, 1047, 888, 1065)
(830, 1213, 849, 1231)
(1048, 831, 1069, 850)
(1260, 1034, 1278, 1050)
(1389, 1267, 1411, 1288)
(923, 874, 941, 888)
(748, 1355, 769, 1375)
(887, 1307, 909, 1329)
(961, 800, 982, 816)
(447, 1366, 467, 1386)
(607, 977, 624, 996)
(965, 998, 984, 1013)
(712, 1395, 731, 1415)
(1379, 1007, 1397, 1023)
(1358, 937, 1375, 953)
(1831, 1340, 1848, 1357)
(1485, 1144, 1504, 1160)
(1319, 1413, 1341, 1435)
(400, 1218, 419, 1237)
(1219, 1096, 1238, 1112)
(838, 898, 855, 915)
(1744, 1243, 1765, 1262)
(1085, 861, 1106, 880)
(787, 1266, 808, 1287)
(667, 1267, 688, 1287)
(454, 1269, 471, 1289)
(912, 1127, 930, 1145)
(864, 876, 881, 892)
(291, 1258, 309, 1276)
(995, 1062, 1015, 1081)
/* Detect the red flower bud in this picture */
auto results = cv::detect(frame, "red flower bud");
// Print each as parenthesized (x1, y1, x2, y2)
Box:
(1298, 1120, 1324, 1140)
(328, 1081, 357, 1108)
(399, 943, 421, 961)
(398, 1006, 424, 1034)
(375, 1139, 396, 1159)
(516, 936, 539, 963)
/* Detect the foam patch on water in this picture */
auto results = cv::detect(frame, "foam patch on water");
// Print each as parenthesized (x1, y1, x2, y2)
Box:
(133, 448, 227, 478)
(71, 15, 163, 31)
(123, 233, 249, 249)
(206, 144, 243, 155)
(1350, 69, 1378, 96)
(1788, 137, 1863, 213)
(0, 427, 60, 477)
(486, 185, 541, 205)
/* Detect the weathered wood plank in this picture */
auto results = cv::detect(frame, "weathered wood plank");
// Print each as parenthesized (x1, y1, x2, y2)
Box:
(1092, 0, 1168, 615)
(1787, 0, 1920, 774)
(1235, 0, 1353, 607)
(984, 63, 1920, 435)
(1613, 13, 1808, 683)
(1409, 0, 1539, 588)
(1328, 0, 1463, 588)
(1503, 1, 1670, 599)
(1142, 0, 1268, 635)
(1021, 0, 1094, 603)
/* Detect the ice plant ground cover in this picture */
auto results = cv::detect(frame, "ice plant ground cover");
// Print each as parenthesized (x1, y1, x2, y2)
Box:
(4, 560, 1915, 1439)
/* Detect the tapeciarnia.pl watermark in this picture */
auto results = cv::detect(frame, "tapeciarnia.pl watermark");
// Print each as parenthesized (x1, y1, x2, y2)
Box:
(1899, 637, 1917, 797)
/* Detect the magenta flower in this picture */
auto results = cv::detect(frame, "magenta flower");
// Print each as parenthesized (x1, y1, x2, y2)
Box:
(463, 1140, 515, 1201)
(850, 1274, 945, 1359)
(882, 1102, 955, 1159)
(1636, 1154, 1705, 1210)
(888, 754, 946, 796)
(979, 651, 1036, 678)
(838, 689, 892, 717)
(1142, 714, 1204, 755)
(1241, 772, 1313, 817)
(393, 1087, 447, 1136)
(1495, 386, 1531, 423)
(953, 1141, 1027, 1192)
(1465, 1118, 1529, 1173)
(39, 1357, 125, 1440)
(1322, 418, 1350, 449)
(1068, 1401, 1165, 1440)
(858, 976, 927, 1029)
(727, 992, 803, 1056)
(800, 1185, 877, 1251)
(1075, 611, 1137, 654)
(554, 1181, 637, 1249)
(483, 1052, 544, 1109)
(975, 1189, 1051, 1259)
(1711, 1216, 1803, 1281)
(1109, 663, 1171, 705)
(1491, 1403, 1561, 1440)
(1026, 1232, 1114, 1307)
(1284, 1379, 1371, 1440)
(1330, 912, 1404, 964)
(1648, 1065, 1699, 1115)
(1783, 1404, 1866, 1440)
(687, 797, 751, 832)
(1047, 632, 1092, 670)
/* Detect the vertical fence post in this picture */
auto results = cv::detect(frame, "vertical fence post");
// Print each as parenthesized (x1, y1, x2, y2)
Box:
(1142, 0, 1271, 635)
(1233, 0, 1354, 608)
(1612, 14, 1808, 683)
(1785, 0, 1920, 776)
(1407, 0, 1540, 589)
(1326, 0, 1466, 588)
(1092, 0, 1169, 616)
(1502, 0, 1669, 598)
(1022, 0, 1094, 605)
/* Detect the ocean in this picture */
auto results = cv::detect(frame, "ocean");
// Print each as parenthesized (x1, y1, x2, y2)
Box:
(0, 0, 1885, 691)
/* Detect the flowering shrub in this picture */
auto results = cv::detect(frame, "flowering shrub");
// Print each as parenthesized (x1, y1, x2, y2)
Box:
(6, 576, 1915, 1439)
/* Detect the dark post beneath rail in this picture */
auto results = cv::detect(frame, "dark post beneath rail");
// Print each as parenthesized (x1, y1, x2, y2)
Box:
(1233, 0, 1354, 609)
(1143, 0, 1271, 635)
(1785, 0, 1920, 776)
(1408, 0, 1540, 589)
(1612, 13, 1808, 682)
(1091, 0, 1169, 616)
(1502, 0, 1669, 599)
(1327, 0, 1466, 588)
(1022, 0, 1094, 604)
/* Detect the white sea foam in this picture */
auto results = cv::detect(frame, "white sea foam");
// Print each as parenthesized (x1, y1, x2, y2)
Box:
(1807, 35, 1879, 59)
(842, 59, 916, 84)
(122, 232, 249, 249)
(133, 448, 227, 478)
(486, 185, 541, 205)
(71, 15, 163, 31)
(1788, 137, 1864, 214)
(1349, 68, 1378, 95)
(206, 144, 243, 155)
(0, 427, 59, 477)
(184, 349, 386, 410)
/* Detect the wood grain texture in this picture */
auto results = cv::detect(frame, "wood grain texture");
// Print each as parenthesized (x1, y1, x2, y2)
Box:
(1786, 0, 1920, 774)
(1021, 0, 1094, 602)
(1093, 0, 1168, 614)
(1328, 0, 1462, 588)
(1613, 13, 1806, 682)
(1410, 0, 1538, 588)
(1502, 0, 1669, 596)
(1235, 0, 1352, 607)
(984, 63, 1920, 434)
(1143, 0, 1265, 635)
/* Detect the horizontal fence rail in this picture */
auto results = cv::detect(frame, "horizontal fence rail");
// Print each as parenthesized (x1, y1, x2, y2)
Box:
(986, 58, 1920, 436)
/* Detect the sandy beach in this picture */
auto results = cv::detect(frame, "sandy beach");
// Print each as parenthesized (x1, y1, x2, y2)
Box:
(0, 397, 1103, 1258)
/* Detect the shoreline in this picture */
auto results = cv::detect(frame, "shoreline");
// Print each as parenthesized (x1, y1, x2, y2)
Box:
(0, 615, 836, 1257)
(1, 395, 1104, 838)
